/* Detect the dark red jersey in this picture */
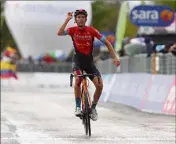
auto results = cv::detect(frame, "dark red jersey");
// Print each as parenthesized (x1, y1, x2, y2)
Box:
(64, 26, 105, 55)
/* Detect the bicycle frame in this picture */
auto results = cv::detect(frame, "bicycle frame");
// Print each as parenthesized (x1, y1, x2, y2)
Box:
(81, 78, 92, 110)
(70, 72, 100, 136)
(70, 72, 100, 109)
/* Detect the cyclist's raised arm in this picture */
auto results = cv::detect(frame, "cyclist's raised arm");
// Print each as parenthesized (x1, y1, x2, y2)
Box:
(57, 12, 73, 36)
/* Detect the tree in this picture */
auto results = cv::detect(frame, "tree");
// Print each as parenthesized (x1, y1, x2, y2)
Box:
(155, 0, 176, 11)
(0, 0, 18, 53)
(92, 0, 120, 32)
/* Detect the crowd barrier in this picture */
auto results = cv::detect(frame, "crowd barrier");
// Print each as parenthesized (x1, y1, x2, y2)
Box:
(16, 53, 176, 75)
(1, 72, 175, 115)
(1, 73, 73, 93)
(101, 74, 175, 115)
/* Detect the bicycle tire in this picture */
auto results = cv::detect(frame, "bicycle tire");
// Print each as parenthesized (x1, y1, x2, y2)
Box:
(84, 91, 91, 136)
(81, 88, 88, 135)
(83, 93, 88, 135)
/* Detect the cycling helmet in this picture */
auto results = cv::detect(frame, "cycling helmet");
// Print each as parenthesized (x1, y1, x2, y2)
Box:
(74, 9, 88, 18)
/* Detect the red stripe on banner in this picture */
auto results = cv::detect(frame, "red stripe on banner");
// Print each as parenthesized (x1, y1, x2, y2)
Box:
(162, 77, 176, 114)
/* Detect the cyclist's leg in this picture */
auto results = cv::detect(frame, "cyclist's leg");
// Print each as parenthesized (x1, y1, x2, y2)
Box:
(72, 61, 83, 116)
(89, 67, 103, 107)
(85, 65, 103, 121)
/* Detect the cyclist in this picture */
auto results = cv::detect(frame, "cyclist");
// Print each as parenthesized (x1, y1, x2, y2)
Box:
(57, 9, 120, 121)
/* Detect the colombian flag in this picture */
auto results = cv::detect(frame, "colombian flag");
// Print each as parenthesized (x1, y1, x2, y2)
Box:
(0, 61, 18, 79)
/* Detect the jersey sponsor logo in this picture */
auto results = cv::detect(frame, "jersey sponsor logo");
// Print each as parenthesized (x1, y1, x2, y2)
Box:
(76, 42, 91, 49)
(73, 33, 92, 41)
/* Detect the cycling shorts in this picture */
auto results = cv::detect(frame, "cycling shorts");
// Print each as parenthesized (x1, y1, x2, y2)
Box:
(72, 53, 101, 81)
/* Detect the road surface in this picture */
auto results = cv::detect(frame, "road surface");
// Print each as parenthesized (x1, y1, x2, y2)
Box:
(1, 91, 175, 144)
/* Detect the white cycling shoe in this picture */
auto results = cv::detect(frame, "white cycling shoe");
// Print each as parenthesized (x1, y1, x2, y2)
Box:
(75, 107, 81, 117)
(91, 108, 98, 121)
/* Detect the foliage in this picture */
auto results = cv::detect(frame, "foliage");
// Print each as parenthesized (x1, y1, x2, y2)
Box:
(155, 0, 176, 11)
(91, 1, 120, 32)
(1, 0, 175, 55)
(1, 0, 17, 53)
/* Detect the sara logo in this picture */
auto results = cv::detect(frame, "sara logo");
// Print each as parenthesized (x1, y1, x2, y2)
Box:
(130, 5, 174, 27)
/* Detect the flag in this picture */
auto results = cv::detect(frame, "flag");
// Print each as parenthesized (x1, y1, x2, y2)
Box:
(0, 61, 18, 79)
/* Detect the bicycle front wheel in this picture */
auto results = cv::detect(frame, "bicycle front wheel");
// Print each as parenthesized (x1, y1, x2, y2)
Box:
(84, 91, 91, 136)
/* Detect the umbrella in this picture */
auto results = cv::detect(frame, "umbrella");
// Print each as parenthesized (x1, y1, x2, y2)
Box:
(49, 50, 66, 61)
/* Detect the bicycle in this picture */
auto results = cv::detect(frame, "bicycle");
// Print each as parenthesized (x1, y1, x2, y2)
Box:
(70, 71, 100, 136)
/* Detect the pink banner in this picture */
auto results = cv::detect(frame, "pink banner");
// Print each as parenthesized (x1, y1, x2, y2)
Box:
(162, 77, 176, 114)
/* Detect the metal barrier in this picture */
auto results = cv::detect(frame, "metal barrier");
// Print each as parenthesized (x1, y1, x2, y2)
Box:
(16, 53, 176, 74)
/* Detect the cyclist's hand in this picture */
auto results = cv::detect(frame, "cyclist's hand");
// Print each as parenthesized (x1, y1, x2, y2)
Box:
(66, 12, 73, 20)
(113, 57, 120, 67)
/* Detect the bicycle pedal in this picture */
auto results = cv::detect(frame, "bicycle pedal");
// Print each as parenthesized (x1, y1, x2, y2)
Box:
(76, 113, 82, 117)
(76, 113, 83, 118)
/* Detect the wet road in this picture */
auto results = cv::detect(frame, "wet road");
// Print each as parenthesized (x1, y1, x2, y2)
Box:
(1, 91, 175, 144)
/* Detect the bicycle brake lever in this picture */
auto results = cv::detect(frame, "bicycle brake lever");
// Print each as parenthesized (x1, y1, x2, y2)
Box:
(70, 74, 73, 87)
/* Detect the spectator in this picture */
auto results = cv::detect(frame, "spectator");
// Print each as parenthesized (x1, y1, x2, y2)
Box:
(43, 53, 56, 64)
(119, 37, 130, 56)
(28, 55, 34, 64)
(124, 36, 147, 56)
(144, 36, 154, 57)
(169, 43, 176, 56)
(155, 43, 176, 56)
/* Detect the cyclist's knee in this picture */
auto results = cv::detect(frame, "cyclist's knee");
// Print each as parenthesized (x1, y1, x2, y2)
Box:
(95, 82, 103, 91)
(74, 78, 82, 88)
(74, 70, 83, 87)
(93, 76, 103, 91)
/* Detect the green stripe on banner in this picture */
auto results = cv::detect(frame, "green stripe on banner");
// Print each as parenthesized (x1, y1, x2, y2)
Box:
(115, 1, 129, 52)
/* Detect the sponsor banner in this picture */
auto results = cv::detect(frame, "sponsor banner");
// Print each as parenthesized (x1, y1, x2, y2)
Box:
(100, 74, 116, 102)
(1, 72, 175, 115)
(108, 73, 151, 109)
(1, 73, 71, 90)
(34, 73, 70, 88)
(162, 78, 176, 114)
(105, 73, 175, 115)
(130, 5, 174, 27)
(140, 75, 174, 114)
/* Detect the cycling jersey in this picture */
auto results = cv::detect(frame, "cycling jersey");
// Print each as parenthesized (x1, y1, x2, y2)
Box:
(64, 26, 105, 80)
(64, 26, 106, 55)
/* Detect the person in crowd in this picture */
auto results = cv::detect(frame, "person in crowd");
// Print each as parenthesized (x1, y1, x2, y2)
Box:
(0, 46, 18, 79)
(169, 43, 176, 56)
(28, 55, 34, 64)
(123, 34, 154, 56)
(155, 43, 176, 56)
(119, 37, 130, 57)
